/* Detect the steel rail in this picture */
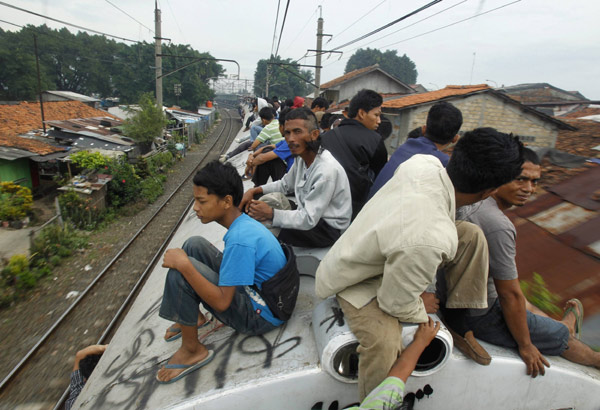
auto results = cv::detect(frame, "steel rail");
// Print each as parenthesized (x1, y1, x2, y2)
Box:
(0, 109, 237, 395)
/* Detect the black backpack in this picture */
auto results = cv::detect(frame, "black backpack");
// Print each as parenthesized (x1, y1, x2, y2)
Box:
(253, 243, 299, 321)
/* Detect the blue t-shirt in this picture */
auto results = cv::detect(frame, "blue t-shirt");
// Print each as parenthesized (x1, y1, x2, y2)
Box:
(272, 140, 294, 171)
(368, 136, 449, 198)
(219, 213, 287, 326)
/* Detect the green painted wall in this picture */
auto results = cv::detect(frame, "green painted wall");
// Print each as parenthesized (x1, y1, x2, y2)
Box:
(0, 158, 33, 189)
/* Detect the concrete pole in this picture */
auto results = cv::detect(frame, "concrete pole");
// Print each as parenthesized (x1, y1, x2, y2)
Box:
(155, 1, 163, 108)
(314, 7, 323, 98)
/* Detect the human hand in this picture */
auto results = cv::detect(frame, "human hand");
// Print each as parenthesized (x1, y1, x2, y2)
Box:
(76, 344, 107, 361)
(518, 343, 549, 377)
(421, 292, 440, 314)
(240, 188, 259, 212)
(162, 248, 189, 271)
(247, 200, 273, 222)
(413, 317, 440, 347)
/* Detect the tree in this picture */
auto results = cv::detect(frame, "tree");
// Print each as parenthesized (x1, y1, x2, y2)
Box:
(254, 55, 314, 99)
(345, 48, 418, 85)
(122, 93, 167, 147)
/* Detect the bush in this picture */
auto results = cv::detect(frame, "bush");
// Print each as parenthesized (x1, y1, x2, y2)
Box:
(1, 254, 30, 288)
(520, 272, 562, 316)
(70, 151, 108, 171)
(58, 190, 104, 230)
(140, 176, 164, 204)
(30, 224, 88, 264)
(106, 158, 141, 208)
(0, 182, 33, 221)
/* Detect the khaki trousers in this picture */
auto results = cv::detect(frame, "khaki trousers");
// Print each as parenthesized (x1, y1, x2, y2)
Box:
(338, 220, 489, 400)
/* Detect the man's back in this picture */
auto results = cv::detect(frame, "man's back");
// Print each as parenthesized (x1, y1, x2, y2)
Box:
(321, 118, 387, 218)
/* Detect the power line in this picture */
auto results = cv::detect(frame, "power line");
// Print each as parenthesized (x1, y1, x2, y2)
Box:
(0, 1, 141, 43)
(280, 6, 317, 55)
(378, 0, 521, 49)
(0, 18, 22, 28)
(274, 0, 291, 57)
(270, 0, 282, 57)
(103, 0, 154, 33)
(327, 0, 387, 44)
(164, 0, 186, 43)
(328, 0, 442, 51)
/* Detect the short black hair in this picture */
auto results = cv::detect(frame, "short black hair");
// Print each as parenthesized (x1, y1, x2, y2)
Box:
(425, 102, 463, 144)
(447, 127, 524, 194)
(285, 107, 319, 132)
(320, 112, 333, 130)
(284, 98, 294, 108)
(348, 89, 383, 118)
(80, 353, 102, 380)
(193, 161, 243, 206)
(522, 147, 541, 165)
(259, 106, 274, 121)
(311, 97, 330, 110)
(279, 106, 292, 126)
(407, 126, 424, 139)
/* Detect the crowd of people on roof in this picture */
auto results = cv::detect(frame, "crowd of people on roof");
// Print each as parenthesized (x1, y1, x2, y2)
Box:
(68, 89, 599, 409)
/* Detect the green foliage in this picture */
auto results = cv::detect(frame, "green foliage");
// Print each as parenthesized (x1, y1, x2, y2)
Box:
(58, 190, 104, 230)
(345, 48, 418, 85)
(140, 176, 164, 204)
(0, 182, 33, 221)
(0, 25, 224, 109)
(122, 93, 168, 145)
(1, 254, 33, 289)
(254, 55, 315, 98)
(146, 151, 175, 175)
(106, 158, 141, 208)
(520, 273, 562, 316)
(69, 151, 108, 171)
(30, 224, 88, 263)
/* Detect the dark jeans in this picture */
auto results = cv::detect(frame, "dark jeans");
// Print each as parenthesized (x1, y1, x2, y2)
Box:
(159, 236, 276, 335)
(278, 218, 341, 248)
(252, 147, 287, 186)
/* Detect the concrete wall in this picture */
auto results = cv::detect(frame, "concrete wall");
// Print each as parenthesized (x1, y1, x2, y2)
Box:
(383, 93, 559, 153)
(0, 158, 32, 189)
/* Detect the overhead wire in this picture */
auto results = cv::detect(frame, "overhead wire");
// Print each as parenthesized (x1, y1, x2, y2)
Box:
(327, 0, 387, 44)
(103, 0, 154, 33)
(270, 0, 282, 57)
(164, 0, 187, 43)
(0, 1, 142, 43)
(280, 6, 317, 55)
(274, 0, 291, 57)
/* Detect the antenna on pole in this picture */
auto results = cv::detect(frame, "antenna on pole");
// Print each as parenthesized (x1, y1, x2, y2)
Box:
(469, 51, 476, 85)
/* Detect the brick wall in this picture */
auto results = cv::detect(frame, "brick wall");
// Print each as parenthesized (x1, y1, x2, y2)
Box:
(403, 93, 558, 148)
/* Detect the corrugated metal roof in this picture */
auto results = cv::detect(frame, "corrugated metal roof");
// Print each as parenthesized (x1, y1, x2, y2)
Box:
(547, 166, 600, 211)
(0, 146, 37, 161)
(43, 90, 100, 103)
(528, 202, 597, 235)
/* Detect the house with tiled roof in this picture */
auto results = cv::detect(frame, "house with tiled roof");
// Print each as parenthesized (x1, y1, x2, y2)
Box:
(0, 100, 120, 192)
(498, 83, 593, 117)
(318, 64, 414, 105)
(381, 84, 575, 153)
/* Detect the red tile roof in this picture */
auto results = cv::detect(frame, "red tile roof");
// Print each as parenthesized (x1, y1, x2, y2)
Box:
(0, 134, 63, 155)
(320, 65, 379, 90)
(381, 84, 490, 109)
(0, 101, 118, 140)
(560, 106, 600, 119)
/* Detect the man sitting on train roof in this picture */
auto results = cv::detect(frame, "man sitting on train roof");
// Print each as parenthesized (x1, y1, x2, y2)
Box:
(246, 107, 294, 187)
(310, 96, 330, 123)
(368, 101, 462, 199)
(156, 161, 287, 384)
(316, 128, 524, 400)
(446, 147, 600, 376)
(321, 89, 388, 220)
(240, 107, 352, 248)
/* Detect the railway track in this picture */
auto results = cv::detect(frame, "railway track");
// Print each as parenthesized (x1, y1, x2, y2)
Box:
(0, 108, 240, 409)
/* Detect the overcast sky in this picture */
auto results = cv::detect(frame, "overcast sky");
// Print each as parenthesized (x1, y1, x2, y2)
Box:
(2, 0, 599, 99)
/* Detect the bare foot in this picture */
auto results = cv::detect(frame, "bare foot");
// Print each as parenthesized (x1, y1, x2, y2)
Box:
(164, 313, 208, 341)
(156, 345, 210, 383)
(560, 300, 580, 337)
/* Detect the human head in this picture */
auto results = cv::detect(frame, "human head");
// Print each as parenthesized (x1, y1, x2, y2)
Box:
(447, 127, 524, 196)
(292, 96, 305, 108)
(425, 102, 463, 145)
(192, 161, 242, 223)
(493, 147, 541, 209)
(311, 97, 330, 112)
(283, 107, 321, 156)
(259, 106, 274, 125)
(348, 89, 383, 130)
(320, 112, 333, 131)
(278, 106, 292, 134)
(284, 98, 294, 108)
(80, 354, 102, 380)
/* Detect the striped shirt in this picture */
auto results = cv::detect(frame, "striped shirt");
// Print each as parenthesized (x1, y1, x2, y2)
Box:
(348, 377, 405, 410)
(256, 119, 283, 144)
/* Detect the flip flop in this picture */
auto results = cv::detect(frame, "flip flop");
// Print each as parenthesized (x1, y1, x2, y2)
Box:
(165, 313, 213, 342)
(156, 350, 215, 384)
(563, 298, 584, 340)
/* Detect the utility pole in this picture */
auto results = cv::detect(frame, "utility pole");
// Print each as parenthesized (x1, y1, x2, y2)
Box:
(314, 6, 323, 98)
(155, 1, 163, 108)
(265, 64, 271, 98)
(33, 35, 46, 134)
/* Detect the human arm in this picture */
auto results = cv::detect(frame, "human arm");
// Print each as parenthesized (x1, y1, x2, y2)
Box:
(240, 186, 264, 212)
(495, 278, 550, 377)
(249, 138, 261, 151)
(421, 292, 440, 314)
(251, 150, 278, 166)
(73, 344, 107, 371)
(370, 138, 388, 178)
(162, 248, 236, 312)
(389, 317, 440, 381)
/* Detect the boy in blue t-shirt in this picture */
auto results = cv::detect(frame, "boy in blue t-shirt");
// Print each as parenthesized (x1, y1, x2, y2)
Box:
(157, 161, 286, 384)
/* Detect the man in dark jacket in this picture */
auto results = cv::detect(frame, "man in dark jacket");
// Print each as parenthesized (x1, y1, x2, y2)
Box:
(321, 89, 388, 219)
